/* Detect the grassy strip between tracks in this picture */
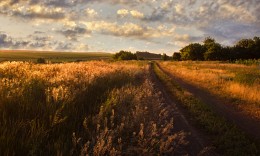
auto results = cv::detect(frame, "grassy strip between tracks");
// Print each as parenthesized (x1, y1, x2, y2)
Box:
(152, 62, 259, 156)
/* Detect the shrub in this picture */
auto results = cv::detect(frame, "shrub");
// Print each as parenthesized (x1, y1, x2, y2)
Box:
(113, 50, 137, 60)
(37, 58, 46, 64)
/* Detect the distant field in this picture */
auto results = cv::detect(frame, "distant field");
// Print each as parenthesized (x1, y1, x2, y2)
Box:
(0, 50, 112, 62)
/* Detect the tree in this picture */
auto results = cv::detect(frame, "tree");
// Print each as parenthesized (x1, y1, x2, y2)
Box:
(202, 37, 231, 61)
(113, 50, 137, 60)
(203, 37, 215, 48)
(180, 43, 205, 60)
(172, 52, 181, 61)
(253, 36, 260, 59)
(203, 43, 223, 60)
(233, 38, 257, 59)
(161, 53, 170, 61)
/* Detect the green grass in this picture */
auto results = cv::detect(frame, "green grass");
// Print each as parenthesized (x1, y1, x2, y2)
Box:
(0, 50, 112, 62)
(232, 59, 260, 65)
(152, 62, 259, 156)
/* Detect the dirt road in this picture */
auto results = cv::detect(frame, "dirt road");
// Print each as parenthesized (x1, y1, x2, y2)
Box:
(149, 65, 216, 156)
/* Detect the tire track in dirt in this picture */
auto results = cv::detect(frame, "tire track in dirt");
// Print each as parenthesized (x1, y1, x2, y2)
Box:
(149, 64, 217, 156)
(157, 63, 260, 141)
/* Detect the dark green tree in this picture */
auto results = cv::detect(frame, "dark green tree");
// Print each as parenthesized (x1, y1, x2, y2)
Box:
(172, 52, 181, 61)
(161, 53, 170, 61)
(113, 50, 137, 60)
(253, 36, 260, 59)
(202, 37, 231, 61)
(232, 38, 258, 59)
(180, 43, 205, 60)
(204, 43, 223, 60)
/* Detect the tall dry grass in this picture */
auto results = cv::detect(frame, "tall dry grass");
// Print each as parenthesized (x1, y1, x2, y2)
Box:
(159, 61, 260, 119)
(0, 61, 186, 155)
(76, 79, 188, 155)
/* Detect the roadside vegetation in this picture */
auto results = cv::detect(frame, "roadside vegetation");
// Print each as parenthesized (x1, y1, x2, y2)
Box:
(0, 61, 187, 155)
(152, 62, 259, 155)
(159, 61, 260, 120)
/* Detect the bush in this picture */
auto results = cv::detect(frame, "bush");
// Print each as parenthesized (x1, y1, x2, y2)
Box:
(113, 50, 137, 60)
(37, 58, 46, 64)
(172, 53, 181, 61)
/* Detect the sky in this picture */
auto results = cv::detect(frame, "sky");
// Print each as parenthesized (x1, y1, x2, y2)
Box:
(0, 0, 259, 54)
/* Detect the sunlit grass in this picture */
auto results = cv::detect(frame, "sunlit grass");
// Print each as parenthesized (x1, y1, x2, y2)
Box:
(152, 62, 259, 155)
(159, 61, 260, 119)
(0, 61, 186, 155)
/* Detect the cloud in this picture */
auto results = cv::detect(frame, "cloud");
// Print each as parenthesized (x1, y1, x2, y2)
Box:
(0, 3, 66, 20)
(174, 4, 184, 14)
(117, 9, 144, 19)
(167, 33, 203, 49)
(160, 1, 174, 10)
(0, 33, 31, 49)
(130, 10, 144, 19)
(0, 33, 14, 47)
(76, 44, 89, 52)
(83, 21, 174, 40)
(86, 8, 98, 17)
(4, 0, 84, 7)
(117, 9, 129, 17)
(0, 32, 88, 51)
(0, 0, 259, 52)
(57, 26, 91, 41)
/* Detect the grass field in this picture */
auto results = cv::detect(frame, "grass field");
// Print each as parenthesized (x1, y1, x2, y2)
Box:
(0, 61, 186, 155)
(0, 59, 259, 155)
(153, 62, 259, 155)
(0, 50, 112, 62)
(159, 61, 260, 120)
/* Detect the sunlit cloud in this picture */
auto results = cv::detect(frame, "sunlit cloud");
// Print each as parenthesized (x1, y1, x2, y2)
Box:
(82, 21, 174, 39)
(0, 0, 259, 53)
(117, 9, 129, 17)
(130, 10, 144, 19)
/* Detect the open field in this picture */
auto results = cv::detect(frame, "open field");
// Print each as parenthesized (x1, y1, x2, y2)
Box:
(0, 60, 259, 155)
(159, 61, 260, 120)
(0, 50, 112, 62)
(0, 61, 189, 155)
(153, 62, 259, 155)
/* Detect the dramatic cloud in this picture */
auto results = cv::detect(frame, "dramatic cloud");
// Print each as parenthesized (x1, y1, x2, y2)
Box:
(0, 2, 66, 20)
(117, 9, 129, 17)
(86, 8, 98, 17)
(83, 21, 174, 39)
(0, 32, 88, 51)
(130, 10, 144, 19)
(0, 0, 259, 53)
(57, 26, 91, 41)
(117, 9, 144, 19)
(0, 33, 29, 48)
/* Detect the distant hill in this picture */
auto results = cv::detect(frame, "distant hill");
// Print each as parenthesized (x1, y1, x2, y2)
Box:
(136, 51, 162, 60)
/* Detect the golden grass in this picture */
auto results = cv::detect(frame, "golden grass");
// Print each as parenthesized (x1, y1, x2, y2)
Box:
(0, 61, 187, 155)
(159, 61, 260, 119)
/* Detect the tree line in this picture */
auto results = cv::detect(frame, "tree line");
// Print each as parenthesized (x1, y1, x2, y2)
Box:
(176, 36, 260, 61)
(113, 36, 260, 61)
